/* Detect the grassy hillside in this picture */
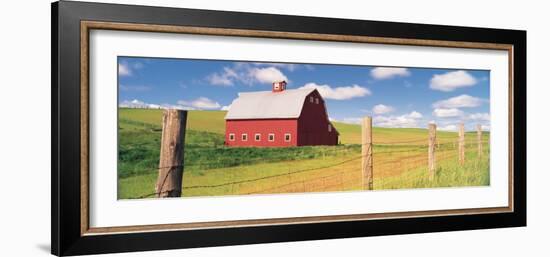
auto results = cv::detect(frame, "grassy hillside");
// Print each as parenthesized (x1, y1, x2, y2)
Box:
(331, 121, 476, 145)
(117, 108, 490, 199)
(119, 108, 226, 134)
(118, 108, 361, 179)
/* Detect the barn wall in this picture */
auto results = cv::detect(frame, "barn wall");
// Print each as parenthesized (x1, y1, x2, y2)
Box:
(297, 91, 338, 146)
(225, 119, 298, 147)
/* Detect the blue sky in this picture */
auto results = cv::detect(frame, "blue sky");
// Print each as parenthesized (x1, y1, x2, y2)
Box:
(118, 57, 490, 131)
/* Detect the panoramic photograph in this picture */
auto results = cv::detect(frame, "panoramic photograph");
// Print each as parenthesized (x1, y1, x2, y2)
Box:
(117, 57, 491, 199)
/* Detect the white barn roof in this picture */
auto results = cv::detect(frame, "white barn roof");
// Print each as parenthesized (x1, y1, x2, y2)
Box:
(225, 88, 316, 120)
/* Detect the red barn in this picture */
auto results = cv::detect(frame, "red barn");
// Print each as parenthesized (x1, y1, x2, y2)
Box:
(224, 81, 339, 147)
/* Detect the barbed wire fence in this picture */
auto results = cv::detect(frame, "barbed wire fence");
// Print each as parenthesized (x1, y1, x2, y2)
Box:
(121, 112, 489, 199)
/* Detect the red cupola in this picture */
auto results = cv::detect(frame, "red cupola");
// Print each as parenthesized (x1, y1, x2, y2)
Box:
(272, 81, 287, 92)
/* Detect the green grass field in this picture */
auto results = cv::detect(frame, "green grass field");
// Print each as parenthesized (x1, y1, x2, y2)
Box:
(118, 108, 490, 199)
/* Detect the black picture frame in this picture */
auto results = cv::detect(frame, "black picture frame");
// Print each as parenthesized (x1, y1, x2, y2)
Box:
(51, 1, 526, 256)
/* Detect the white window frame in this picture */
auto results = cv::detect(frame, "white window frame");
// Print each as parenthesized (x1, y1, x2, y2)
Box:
(254, 133, 261, 141)
(284, 133, 291, 142)
(241, 133, 248, 141)
(328, 124, 332, 132)
(229, 133, 235, 141)
(309, 96, 314, 103)
(315, 98, 319, 104)
(268, 133, 275, 142)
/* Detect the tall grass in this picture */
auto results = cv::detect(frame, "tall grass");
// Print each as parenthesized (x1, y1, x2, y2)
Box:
(375, 150, 490, 190)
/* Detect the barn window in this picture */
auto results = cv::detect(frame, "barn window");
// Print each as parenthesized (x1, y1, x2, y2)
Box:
(229, 133, 235, 141)
(310, 96, 314, 103)
(268, 133, 275, 142)
(241, 133, 248, 141)
(328, 124, 332, 132)
(315, 98, 319, 104)
(255, 133, 261, 141)
(284, 133, 291, 142)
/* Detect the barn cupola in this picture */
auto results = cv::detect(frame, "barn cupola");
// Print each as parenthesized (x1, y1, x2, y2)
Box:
(272, 81, 287, 93)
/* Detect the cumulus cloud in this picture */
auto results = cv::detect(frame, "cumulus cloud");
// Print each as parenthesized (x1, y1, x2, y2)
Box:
(433, 94, 486, 108)
(408, 111, 423, 119)
(429, 70, 477, 92)
(118, 63, 132, 76)
(118, 61, 144, 77)
(177, 97, 221, 110)
(221, 104, 231, 111)
(373, 111, 424, 128)
(371, 67, 410, 80)
(468, 112, 490, 121)
(438, 124, 458, 131)
(333, 111, 423, 128)
(119, 97, 229, 111)
(252, 62, 301, 71)
(372, 104, 394, 114)
(119, 84, 151, 92)
(206, 63, 288, 86)
(299, 82, 371, 100)
(119, 99, 147, 108)
(119, 99, 195, 110)
(248, 67, 288, 84)
(433, 108, 464, 118)
(335, 117, 363, 124)
(205, 67, 239, 86)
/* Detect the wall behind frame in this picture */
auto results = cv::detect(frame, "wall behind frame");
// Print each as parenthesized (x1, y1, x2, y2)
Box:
(0, 0, 546, 257)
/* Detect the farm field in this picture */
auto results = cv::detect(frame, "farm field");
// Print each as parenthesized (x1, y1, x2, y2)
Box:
(118, 108, 490, 199)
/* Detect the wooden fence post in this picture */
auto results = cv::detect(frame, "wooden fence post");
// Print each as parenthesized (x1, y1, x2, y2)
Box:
(477, 124, 482, 158)
(458, 123, 465, 166)
(156, 109, 187, 197)
(362, 116, 373, 190)
(428, 123, 436, 180)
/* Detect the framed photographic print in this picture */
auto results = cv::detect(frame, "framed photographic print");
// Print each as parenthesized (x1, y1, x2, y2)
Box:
(51, 1, 526, 256)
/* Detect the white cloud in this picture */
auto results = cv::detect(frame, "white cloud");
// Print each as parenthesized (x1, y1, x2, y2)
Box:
(221, 104, 231, 111)
(118, 61, 144, 77)
(373, 111, 423, 128)
(371, 67, 410, 80)
(468, 112, 490, 121)
(372, 104, 394, 114)
(248, 67, 288, 84)
(429, 70, 477, 92)
(481, 125, 490, 131)
(299, 82, 371, 100)
(333, 111, 423, 128)
(438, 124, 458, 131)
(119, 99, 160, 109)
(120, 98, 229, 111)
(206, 64, 288, 86)
(205, 67, 239, 86)
(118, 63, 131, 76)
(177, 97, 221, 110)
(253, 62, 301, 71)
(119, 84, 151, 92)
(433, 108, 464, 118)
(433, 94, 485, 108)
(119, 99, 145, 107)
(119, 99, 195, 110)
(408, 111, 423, 119)
(338, 118, 363, 124)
